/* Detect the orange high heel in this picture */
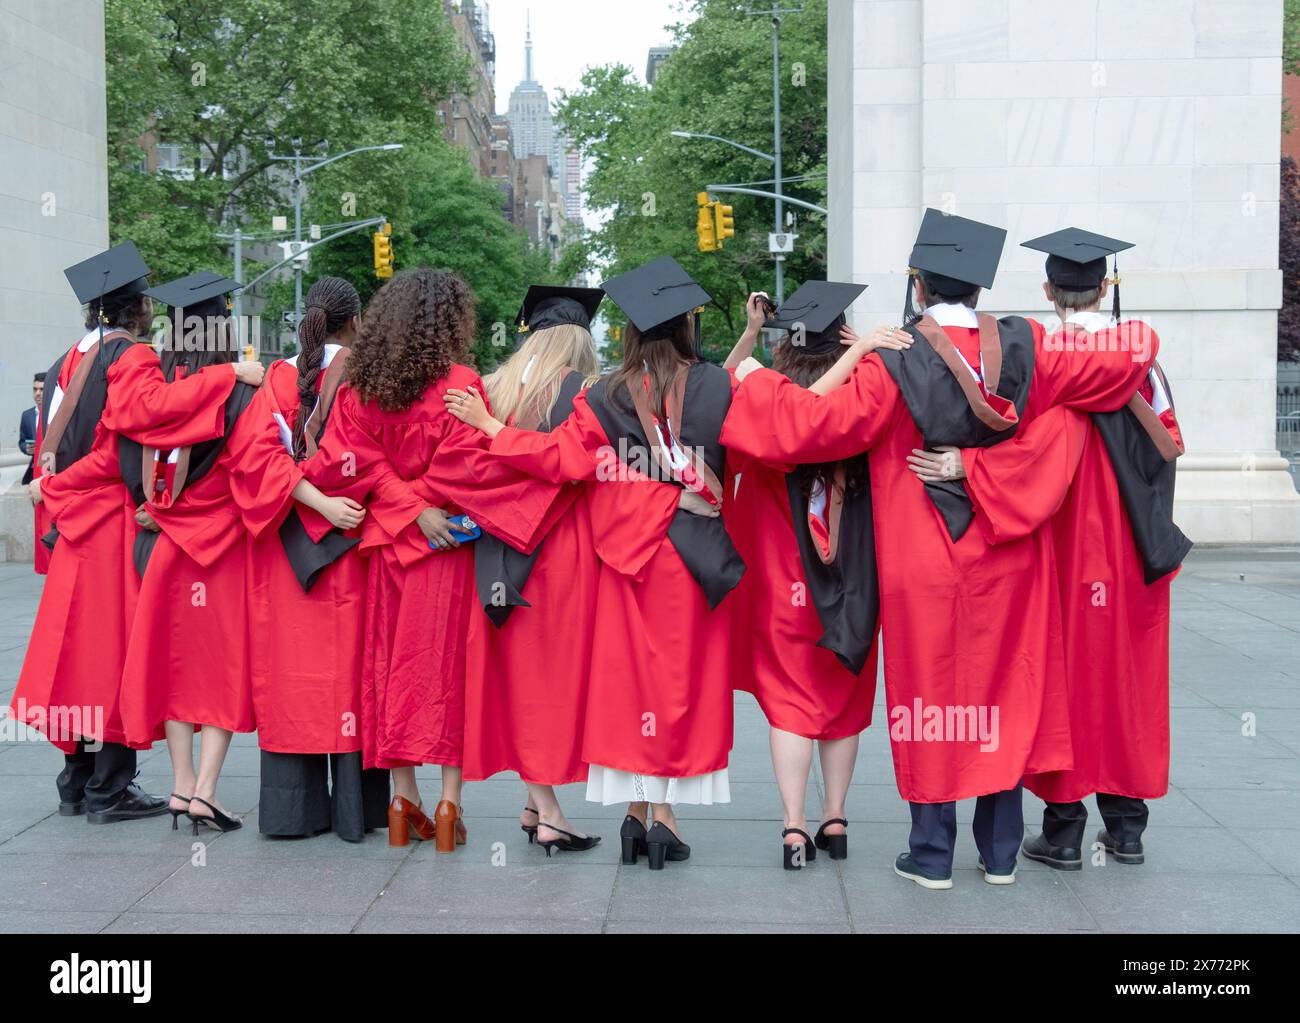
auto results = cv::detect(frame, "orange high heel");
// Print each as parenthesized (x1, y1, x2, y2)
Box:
(434, 800, 468, 853)
(388, 796, 435, 848)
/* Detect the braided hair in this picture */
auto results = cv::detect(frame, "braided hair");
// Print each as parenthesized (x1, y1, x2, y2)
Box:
(293, 276, 360, 461)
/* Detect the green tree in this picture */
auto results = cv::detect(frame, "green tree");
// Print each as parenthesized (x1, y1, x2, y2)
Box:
(105, 0, 471, 279)
(558, 0, 827, 361)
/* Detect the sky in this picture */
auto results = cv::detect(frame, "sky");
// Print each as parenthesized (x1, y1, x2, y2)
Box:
(484, 0, 692, 114)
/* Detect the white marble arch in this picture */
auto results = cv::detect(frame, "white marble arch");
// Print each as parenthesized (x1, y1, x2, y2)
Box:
(827, 0, 1300, 543)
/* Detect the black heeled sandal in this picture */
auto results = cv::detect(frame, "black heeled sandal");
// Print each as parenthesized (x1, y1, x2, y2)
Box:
(620, 814, 649, 865)
(782, 827, 817, 870)
(169, 794, 193, 832)
(188, 797, 243, 835)
(537, 823, 602, 857)
(645, 821, 690, 871)
(814, 818, 849, 860)
(521, 806, 539, 844)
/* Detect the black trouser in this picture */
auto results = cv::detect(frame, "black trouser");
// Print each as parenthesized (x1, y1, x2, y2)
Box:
(56, 741, 137, 812)
(1041, 794, 1148, 848)
(909, 785, 1024, 876)
(259, 751, 390, 843)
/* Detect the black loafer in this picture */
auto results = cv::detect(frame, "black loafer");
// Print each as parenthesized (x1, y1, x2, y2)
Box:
(1096, 828, 1145, 865)
(86, 785, 169, 825)
(1021, 831, 1082, 871)
(58, 800, 87, 817)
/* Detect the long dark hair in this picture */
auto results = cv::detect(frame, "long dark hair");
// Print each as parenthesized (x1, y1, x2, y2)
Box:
(293, 276, 360, 460)
(607, 314, 697, 418)
(159, 298, 239, 382)
(771, 336, 869, 498)
(349, 268, 475, 413)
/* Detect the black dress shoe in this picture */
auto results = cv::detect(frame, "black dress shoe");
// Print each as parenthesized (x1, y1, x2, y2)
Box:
(1021, 831, 1082, 871)
(620, 815, 649, 865)
(58, 800, 87, 817)
(86, 785, 169, 825)
(645, 821, 690, 871)
(1096, 828, 1145, 865)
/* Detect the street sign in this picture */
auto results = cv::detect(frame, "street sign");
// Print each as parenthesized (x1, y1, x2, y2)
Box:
(769, 232, 798, 254)
(272, 216, 288, 231)
(279, 240, 311, 271)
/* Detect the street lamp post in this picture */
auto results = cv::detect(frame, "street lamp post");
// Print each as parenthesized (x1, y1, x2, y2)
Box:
(266, 141, 404, 326)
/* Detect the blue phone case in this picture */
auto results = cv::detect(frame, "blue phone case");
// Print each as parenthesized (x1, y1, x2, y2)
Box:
(430, 515, 481, 552)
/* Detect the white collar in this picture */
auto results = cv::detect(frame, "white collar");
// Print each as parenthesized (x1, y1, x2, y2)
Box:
(75, 329, 101, 353)
(925, 302, 979, 329)
(286, 343, 342, 370)
(1061, 310, 1115, 335)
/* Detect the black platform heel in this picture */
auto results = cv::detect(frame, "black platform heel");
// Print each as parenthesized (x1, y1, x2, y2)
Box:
(782, 827, 817, 870)
(169, 793, 192, 832)
(814, 818, 849, 860)
(187, 797, 243, 835)
(521, 806, 539, 844)
(537, 823, 602, 857)
(645, 821, 690, 871)
(620, 814, 649, 865)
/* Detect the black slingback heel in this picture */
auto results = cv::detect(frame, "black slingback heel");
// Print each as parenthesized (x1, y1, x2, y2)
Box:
(537, 823, 602, 857)
(814, 818, 849, 860)
(169, 794, 193, 832)
(521, 806, 539, 844)
(782, 827, 817, 870)
(620, 814, 649, 865)
(188, 797, 242, 835)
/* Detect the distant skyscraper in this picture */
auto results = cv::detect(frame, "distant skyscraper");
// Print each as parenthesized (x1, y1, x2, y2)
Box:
(647, 46, 673, 84)
(563, 149, 582, 220)
(506, 14, 555, 167)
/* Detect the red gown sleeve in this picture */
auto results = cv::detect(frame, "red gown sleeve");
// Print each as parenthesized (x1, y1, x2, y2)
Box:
(40, 434, 121, 529)
(1033, 320, 1160, 412)
(721, 357, 902, 465)
(487, 390, 612, 483)
(960, 404, 1092, 545)
(102, 344, 237, 446)
(225, 388, 305, 539)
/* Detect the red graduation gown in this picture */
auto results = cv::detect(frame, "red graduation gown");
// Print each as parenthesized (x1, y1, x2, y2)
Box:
(961, 334, 1177, 803)
(720, 320, 1158, 803)
(10, 344, 236, 752)
(300, 366, 562, 771)
(726, 452, 880, 740)
(119, 385, 304, 744)
(245, 357, 367, 755)
(486, 390, 733, 780)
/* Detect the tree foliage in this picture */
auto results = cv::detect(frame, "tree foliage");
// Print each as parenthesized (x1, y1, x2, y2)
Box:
(1280, 157, 1300, 363)
(557, 0, 827, 361)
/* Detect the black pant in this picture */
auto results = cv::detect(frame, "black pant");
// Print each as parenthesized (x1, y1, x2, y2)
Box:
(259, 751, 390, 843)
(1041, 794, 1149, 849)
(56, 741, 137, 812)
(909, 785, 1024, 876)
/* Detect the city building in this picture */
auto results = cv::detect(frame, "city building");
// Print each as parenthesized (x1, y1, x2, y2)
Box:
(828, 0, 1299, 544)
(507, 14, 558, 170)
(437, 0, 498, 178)
(562, 149, 583, 221)
(489, 116, 521, 226)
(647, 45, 673, 85)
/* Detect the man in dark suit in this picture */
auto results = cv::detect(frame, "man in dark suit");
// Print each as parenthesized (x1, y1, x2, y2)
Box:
(20, 372, 44, 486)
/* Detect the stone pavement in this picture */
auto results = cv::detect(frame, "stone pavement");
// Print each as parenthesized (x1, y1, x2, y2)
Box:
(1, 549, 1298, 934)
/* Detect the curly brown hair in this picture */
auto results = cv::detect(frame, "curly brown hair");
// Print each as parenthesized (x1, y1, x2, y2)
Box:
(348, 268, 476, 412)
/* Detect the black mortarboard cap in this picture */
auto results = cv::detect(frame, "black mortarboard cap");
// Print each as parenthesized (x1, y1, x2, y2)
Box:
(64, 241, 151, 306)
(516, 285, 604, 333)
(1022, 227, 1134, 320)
(602, 256, 712, 335)
(904, 209, 1006, 324)
(146, 271, 240, 311)
(766, 281, 867, 356)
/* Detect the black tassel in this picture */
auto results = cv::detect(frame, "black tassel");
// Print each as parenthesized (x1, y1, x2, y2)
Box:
(903, 271, 919, 326)
(1111, 255, 1121, 323)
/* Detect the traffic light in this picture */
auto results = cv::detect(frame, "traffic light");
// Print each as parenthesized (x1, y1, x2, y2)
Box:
(373, 223, 394, 279)
(696, 192, 717, 253)
(713, 201, 735, 247)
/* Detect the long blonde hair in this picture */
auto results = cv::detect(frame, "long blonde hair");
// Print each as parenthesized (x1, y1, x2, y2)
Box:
(485, 323, 599, 426)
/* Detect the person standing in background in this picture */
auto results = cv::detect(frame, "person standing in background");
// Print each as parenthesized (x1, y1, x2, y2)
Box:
(25, 372, 48, 572)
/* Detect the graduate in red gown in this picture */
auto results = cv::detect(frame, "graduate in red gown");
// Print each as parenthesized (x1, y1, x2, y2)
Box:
(117, 273, 364, 836)
(908, 229, 1190, 870)
(722, 211, 1158, 889)
(723, 284, 914, 869)
(301, 268, 563, 852)
(462, 285, 605, 855)
(248, 276, 391, 843)
(11, 246, 261, 826)
(446, 256, 743, 871)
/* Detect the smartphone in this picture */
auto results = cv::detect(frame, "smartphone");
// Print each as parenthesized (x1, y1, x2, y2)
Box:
(429, 514, 481, 552)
